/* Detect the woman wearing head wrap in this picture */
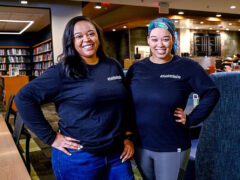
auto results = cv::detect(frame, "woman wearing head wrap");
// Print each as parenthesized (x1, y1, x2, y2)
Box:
(126, 17, 220, 180)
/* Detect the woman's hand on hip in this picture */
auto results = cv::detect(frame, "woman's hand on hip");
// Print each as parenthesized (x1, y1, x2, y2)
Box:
(120, 139, 134, 163)
(174, 107, 187, 125)
(51, 132, 83, 155)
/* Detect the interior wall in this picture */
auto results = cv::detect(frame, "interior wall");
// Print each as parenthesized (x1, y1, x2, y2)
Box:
(179, 28, 191, 55)
(30, 25, 52, 46)
(104, 30, 129, 64)
(104, 27, 148, 64)
(221, 31, 240, 58)
(0, 34, 32, 46)
(129, 27, 148, 59)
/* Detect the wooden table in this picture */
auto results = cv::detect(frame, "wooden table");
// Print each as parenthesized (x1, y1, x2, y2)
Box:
(0, 115, 31, 180)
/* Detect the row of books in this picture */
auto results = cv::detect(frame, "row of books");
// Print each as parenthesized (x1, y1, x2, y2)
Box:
(34, 61, 53, 70)
(8, 56, 31, 63)
(33, 42, 52, 55)
(0, 71, 6, 75)
(0, 64, 7, 70)
(6, 49, 30, 56)
(33, 70, 46, 77)
(33, 52, 53, 62)
(0, 49, 6, 56)
(8, 64, 30, 70)
(0, 57, 7, 63)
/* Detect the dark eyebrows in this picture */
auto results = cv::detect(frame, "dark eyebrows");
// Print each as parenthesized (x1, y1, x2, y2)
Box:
(149, 35, 171, 38)
(74, 29, 95, 36)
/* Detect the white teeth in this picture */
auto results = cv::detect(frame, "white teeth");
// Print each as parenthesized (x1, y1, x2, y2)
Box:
(83, 45, 93, 49)
(156, 49, 166, 54)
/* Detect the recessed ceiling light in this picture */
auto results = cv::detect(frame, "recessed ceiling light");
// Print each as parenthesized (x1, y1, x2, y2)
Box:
(195, 27, 199, 29)
(123, 26, 127, 29)
(216, 14, 221, 17)
(21, 0, 28, 4)
(226, 28, 229, 31)
(230, 5, 236, 9)
(216, 30, 220, 33)
(174, 20, 179, 23)
(94, 2, 102, 9)
(200, 21, 204, 24)
(207, 17, 221, 21)
(209, 27, 213, 30)
(0, 20, 34, 35)
(112, 29, 116, 32)
(229, 23, 232, 26)
(178, 11, 184, 15)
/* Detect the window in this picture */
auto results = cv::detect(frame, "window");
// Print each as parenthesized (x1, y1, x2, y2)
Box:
(194, 33, 221, 56)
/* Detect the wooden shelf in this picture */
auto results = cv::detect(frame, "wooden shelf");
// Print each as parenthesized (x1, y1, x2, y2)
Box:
(32, 38, 51, 48)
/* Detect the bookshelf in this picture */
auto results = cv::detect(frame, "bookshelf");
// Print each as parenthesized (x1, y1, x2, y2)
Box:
(0, 49, 7, 76)
(32, 39, 54, 77)
(0, 46, 31, 76)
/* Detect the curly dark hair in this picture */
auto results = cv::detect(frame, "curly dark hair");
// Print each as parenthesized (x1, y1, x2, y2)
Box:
(58, 16, 106, 79)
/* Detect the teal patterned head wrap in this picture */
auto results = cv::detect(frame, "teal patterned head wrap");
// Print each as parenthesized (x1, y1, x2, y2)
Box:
(148, 17, 178, 54)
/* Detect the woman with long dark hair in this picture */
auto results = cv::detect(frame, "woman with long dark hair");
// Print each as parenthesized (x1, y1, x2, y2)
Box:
(15, 16, 135, 180)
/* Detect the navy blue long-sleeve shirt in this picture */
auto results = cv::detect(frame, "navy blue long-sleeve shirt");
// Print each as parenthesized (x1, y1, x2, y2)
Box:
(126, 56, 220, 152)
(15, 58, 130, 154)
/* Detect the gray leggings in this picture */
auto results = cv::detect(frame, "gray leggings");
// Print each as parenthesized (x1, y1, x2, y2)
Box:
(135, 147, 190, 180)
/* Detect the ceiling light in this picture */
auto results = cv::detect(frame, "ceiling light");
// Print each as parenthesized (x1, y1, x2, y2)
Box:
(112, 29, 116, 32)
(174, 20, 179, 23)
(229, 23, 232, 26)
(0, 20, 34, 35)
(216, 30, 220, 33)
(200, 21, 204, 24)
(20, 0, 28, 4)
(216, 14, 221, 17)
(178, 11, 184, 15)
(146, 24, 149, 27)
(94, 2, 102, 9)
(123, 26, 127, 29)
(209, 28, 213, 30)
(226, 28, 229, 31)
(207, 17, 221, 21)
(169, 15, 184, 20)
(230, 5, 236, 9)
(238, 29, 240, 31)
(195, 27, 199, 29)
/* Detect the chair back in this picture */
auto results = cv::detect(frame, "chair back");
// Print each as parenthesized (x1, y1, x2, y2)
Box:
(4, 94, 16, 133)
(196, 72, 240, 180)
(12, 112, 24, 145)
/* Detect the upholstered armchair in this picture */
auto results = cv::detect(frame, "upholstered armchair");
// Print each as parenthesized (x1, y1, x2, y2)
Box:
(195, 72, 240, 180)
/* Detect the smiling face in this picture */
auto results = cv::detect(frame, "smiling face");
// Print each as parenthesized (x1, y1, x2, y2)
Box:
(148, 28, 174, 62)
(73, 21, 99, 62)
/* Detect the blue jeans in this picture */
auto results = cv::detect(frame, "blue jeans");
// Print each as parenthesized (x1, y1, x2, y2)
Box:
(52, 148, 134, 180)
